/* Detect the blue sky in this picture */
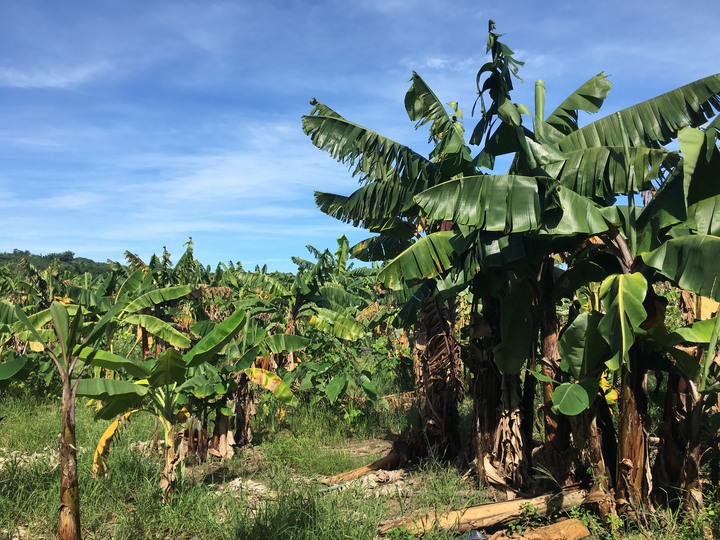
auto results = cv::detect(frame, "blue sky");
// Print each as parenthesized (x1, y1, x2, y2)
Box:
(1, 0, 717, 272)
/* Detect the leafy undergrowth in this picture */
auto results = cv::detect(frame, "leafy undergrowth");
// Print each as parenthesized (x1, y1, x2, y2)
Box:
(0, 395, 716, 539)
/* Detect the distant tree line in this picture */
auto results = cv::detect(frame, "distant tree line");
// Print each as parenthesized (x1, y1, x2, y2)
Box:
(0, 249, 111, 278)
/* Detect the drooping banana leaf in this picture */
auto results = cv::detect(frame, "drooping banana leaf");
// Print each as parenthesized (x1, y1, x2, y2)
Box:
(80, 348, 151, 379)
(414, 174, 541, 232)
(76, 378, 148, 399)
(541, 185, 608, 236)
(597, 272, 648, 371)
(302, 102, 442, 192)
(315, 181, 414, 226)
(122, 285, 192, 315)
(545, 146, 669, 197)
(493, 279, 534, 375)
(263, 333, 311, 354)
(378, 231, 456, 290)
(148, 349, 186, 387)
(558, 73, 720, 152)
(558, 311, 609, 379)
(185, 309, 246, 367)
(123, 314, 191, 349)
(683, 131, 720, 235)
(642, 235, 720, 301)
(244, 367, 298, 406)
(351, 234, 414, 262)
(308, 307, 366, 341)
(405, 72, 472, 164)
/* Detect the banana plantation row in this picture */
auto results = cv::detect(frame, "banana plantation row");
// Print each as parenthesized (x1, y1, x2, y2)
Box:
(2, 21, 720, 540)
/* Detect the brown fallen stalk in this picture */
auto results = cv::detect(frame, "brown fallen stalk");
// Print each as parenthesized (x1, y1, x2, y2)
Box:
(487, 518, 591, 540)
(376, 488, 587, 536)
(326, 448, 406, 484)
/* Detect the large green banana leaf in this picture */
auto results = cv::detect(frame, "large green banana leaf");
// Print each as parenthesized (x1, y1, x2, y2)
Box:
(541, 185, 608, 236)
(308, 307, 366, 341)
(318, 285, 365, 310)
(493, 279, 534, 374)
(414, 174, 541, 232)
(642, 235, 720, 301)
(558, 311, 609, 379)
(80, 348, 151, 379)
(302, 103, 442, 192)
(350, 234, 414, 262)
(543, 72, 612, 140)
(122, 285, 192, 314)
(0, 356, 27, 382)
(123, 314, 191, 349)
(76, 378, 148, 399)
(558, 73, 720, 152)
(545, 146, 669, 197)
(378, 231, 455, 290)
(263, 333, 311, 353)
(682, 130, 720, 235)
(185, 309, 246, 367)
(315, 181, 414, 226)
(148, 349, 186, 387)
(598, 272, 648, 370)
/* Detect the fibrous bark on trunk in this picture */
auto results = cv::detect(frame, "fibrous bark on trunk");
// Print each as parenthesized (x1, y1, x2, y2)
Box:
(234, 373, 256, 448)
(569, 400, 616, 520)
(59, 381, 81, 540)
(653, 373, 704, 512)
(468, 297, 502, 486)
(615, 355, 652, 514)
(412, 296, 463, 461)
(536, 259, 573, 487)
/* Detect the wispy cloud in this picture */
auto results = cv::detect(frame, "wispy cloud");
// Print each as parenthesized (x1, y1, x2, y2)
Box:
(0, 62, 110, 89)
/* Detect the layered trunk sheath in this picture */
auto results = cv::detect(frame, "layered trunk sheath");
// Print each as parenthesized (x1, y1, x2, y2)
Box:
(412, 296, 463, 461)
(59, 381, 81, 540)
(537, 260, 573, 487)
(616, 357, 651, 513)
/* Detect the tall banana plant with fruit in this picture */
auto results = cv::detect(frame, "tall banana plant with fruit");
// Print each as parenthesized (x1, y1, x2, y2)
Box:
(408, 26, 720, 509)
(361, 19, 720, 506)
(303, 65, 482, 460)
(503, 74, 720, 512)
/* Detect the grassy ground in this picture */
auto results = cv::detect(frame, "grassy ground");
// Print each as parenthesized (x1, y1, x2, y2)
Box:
(0, 393, 716, 539)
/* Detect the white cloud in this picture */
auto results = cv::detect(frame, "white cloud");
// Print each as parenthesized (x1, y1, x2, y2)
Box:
(0, 62, 110, 89)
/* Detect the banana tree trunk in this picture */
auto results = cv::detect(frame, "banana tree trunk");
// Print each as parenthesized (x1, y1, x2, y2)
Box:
(284, 313, 297, 371)
(234, 373, 256, 448)
(412, 296, 463, 461)
(209, 407, 236, 460)
(491, 374, 529, 489)
(537, 259, 573, 487)
(653, 374, 704, 511)
(469, 340, 501, 485)
(683, 394, 703, 512)
(159, 418, 182, 496)
(570, 400, 616, 520)
(468, 298, 502, 486)
(59, 379, 81, 540)
(615, 354, 652, 513)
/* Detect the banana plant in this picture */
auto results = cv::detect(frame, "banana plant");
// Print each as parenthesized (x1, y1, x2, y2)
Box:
(303, 64, 478, 461)
(81, 308, 299, 491)
(184, 311, 305, 456)
(9, 300, 121, 540)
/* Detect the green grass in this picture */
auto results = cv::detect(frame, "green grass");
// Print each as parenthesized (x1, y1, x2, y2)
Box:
(1, 392, 718, 539)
